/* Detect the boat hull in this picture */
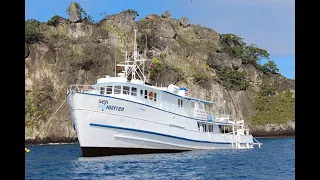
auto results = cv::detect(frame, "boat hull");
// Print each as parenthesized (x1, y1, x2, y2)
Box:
(67, 92, 254, 157)
(81, 147, 188, 157)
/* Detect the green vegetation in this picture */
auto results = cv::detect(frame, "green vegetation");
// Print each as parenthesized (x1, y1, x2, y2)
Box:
(259, 60, 279, 74)
(47, 15, 60, 26)
(25, 90, 52, 127)
(254, 83, 277, 111)
(98, 12, 110, 20)
(148, 58, 163, 80)
(249, 78, 294, 125)
(177, 28, 218, 54)
(25, 19, 43, 44)
(137, 34, 150, 53)
(242, 44, 270, 64)
(192, 68, 210, 85)
(124, 9, 139, 17)
(250, 89, 295, 125)
(216, 67, 248, 91)
(220, 34, 246, 58)
(86, 15, 95, 24)
(220, 34, 270, 65)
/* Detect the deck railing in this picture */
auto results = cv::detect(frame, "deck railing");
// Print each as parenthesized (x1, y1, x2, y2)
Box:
(67, 85, 95, 94)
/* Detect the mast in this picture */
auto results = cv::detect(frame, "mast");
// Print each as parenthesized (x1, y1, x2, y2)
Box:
(133, 28, 138, 61)
(115, 28, 149, 83)
(114, 51, 116, 77)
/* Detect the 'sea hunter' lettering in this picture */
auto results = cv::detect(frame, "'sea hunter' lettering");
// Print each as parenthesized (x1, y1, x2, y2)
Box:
(98, 99, 124, 111)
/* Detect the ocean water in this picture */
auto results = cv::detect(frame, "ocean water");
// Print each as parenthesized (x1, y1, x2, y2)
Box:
(25, 138, 294, 180)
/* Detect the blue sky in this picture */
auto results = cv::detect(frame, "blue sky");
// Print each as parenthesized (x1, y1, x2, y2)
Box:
(26, 0, 295, 79)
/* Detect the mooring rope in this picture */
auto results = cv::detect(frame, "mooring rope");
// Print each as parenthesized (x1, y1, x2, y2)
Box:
(34, 97, 67, 140)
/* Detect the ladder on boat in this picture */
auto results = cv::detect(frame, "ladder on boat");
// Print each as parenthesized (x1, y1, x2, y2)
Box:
(232, 134, 240, 149)
(231, 129, 262, 149)
(252, 136, 262, 148)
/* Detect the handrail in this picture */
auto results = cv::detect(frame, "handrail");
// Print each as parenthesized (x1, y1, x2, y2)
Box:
(67, 84, 157, 100)
(67, 85, 95, 94)
(252, 136, 262, 148)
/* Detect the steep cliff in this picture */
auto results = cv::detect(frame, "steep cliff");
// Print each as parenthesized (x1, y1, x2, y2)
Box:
(25, 4, 295, 141)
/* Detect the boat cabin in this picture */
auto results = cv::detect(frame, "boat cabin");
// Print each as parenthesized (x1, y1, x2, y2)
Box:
(89, 75, 214, 121)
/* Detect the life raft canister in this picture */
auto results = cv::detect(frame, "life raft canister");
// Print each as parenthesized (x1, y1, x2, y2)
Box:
(148, 92, 153, 100)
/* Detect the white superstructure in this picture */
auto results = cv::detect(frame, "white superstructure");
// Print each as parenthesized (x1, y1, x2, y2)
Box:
(66, 29, 262, 157)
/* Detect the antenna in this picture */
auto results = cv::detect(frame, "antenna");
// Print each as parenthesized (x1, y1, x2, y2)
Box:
(114, 49, 117, 77)
(133, 28, 138, 61)
(115, 27, 150, 83)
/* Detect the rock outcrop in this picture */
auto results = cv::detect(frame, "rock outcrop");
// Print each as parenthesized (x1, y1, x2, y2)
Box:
(180, 17, 190, 27)
(68, 2, 81, 23)
(146, 14, 160, 19)
(161, 11, 171, 18)
(251, 120, 295, 137)
(25, 42, 30, 58)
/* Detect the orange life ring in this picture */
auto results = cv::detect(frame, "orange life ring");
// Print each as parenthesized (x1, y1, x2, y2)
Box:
(148, 92, 153, 100)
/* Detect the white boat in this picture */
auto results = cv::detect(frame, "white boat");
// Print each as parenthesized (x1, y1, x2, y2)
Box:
(66, 29, 262, 157)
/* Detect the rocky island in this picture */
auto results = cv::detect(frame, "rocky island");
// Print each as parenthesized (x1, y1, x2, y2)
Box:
(25, 2, 295, 144)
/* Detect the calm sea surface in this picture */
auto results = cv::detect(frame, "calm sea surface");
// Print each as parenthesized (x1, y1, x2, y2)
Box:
(25, 138, 294, 180)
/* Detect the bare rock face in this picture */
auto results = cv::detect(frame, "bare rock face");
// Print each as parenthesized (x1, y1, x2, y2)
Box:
(69, 2, 81, 23)
(67, 23, 92, 39)
(161, 10, 171, 18)
(207, 52, 242, 69)
(153, 20, 176, 38)
(106, 10, 138, 29)
(146, 14, 160, 19)
(25, 42, 30, 58)
(180, 17, 190, 27)
(250, 120, 295, 137)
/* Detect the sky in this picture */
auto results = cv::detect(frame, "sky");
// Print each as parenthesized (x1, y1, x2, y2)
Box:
(25, 0, 295, 79)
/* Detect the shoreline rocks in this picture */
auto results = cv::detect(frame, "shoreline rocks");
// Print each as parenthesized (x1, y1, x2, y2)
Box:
(250, 120, 295, 137)
(25, 137, 78, 146)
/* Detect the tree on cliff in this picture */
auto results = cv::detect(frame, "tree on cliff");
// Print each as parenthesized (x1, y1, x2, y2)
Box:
(220, 34, 270, 65)
(242, 44, 270, 64)
(262, 60, 279, 73)
(25, 19, 43, 44)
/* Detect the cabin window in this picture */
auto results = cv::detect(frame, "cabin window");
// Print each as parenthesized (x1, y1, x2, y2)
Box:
(131, 87, 137, 96)
(106, 86, 112, 94)
(144, 90, 148, 99)
(198, 122, 214, 132)
(123, 86, 130, 95)
(198, 102, 204, 110)
(190, 102, 195, 109)
(100, 87, 105, 95)
(140, 90, 143, 96)
(178, 99, 183, 108)
(197, 122, 204, 132)
(114, 86, 121, 94)
(154, 93, 157, 101)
